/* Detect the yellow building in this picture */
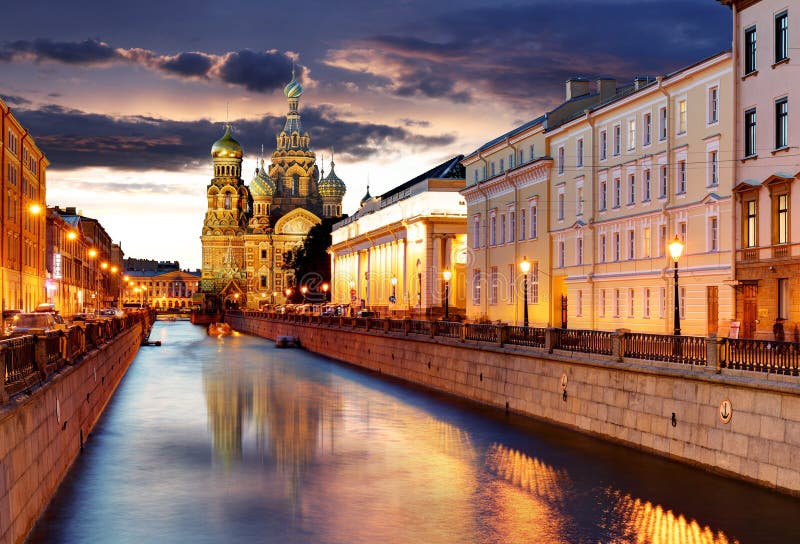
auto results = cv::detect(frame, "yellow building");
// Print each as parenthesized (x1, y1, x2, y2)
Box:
(547, 52, 734, 336)
(330, 157, 467, 317)
(1, 97, 48, 312)
(200, 73, 346, 310)
(123, 269, 200, 310)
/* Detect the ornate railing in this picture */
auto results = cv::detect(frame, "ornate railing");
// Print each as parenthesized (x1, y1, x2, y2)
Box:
(553, 328, 613, 355)
(409, 320, 432, 336)
(388, 319, 405, 333)
(2, 336, 37, 395)
(719, 338, 800, 376)
(435, 321, 462, 339)
(506, 326, 546, 348)
(624, 332, 707, 365)
(464, 324, 496, 343)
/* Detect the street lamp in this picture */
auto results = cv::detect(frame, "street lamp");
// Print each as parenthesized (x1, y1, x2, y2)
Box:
(322, 282, 329, 302)
(300, 285, 308, 302)
(668, 236, 685, 336)
(520, 257, 531, 327)
(442, 270, 451, 320)
(390, 276, 397, 300)
(285, 287, 292, 301)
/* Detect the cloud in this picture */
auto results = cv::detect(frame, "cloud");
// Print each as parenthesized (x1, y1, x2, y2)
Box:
(0, 38, 303, 94)
(1, 94, 32, 106)
(322, 1, 730, 109)
(11, 103, 454, 171)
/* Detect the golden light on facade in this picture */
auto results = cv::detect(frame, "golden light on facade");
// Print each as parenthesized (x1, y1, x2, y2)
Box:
(29, 203, 42, 215)
(443, 269, 452, 282)
(520, 257, 531, 275)
(285, 288, 292, 297)
(88, 248, 98, 258)
(123, 275, 129, 282)
(67, 231, 77, 241)
(110, 265, 118, 274)
(100, 262, 109, 270)
(668, 235, 685, 261)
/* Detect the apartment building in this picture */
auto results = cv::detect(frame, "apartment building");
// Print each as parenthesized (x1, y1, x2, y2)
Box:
(550, 52, 734, 336)
(719, 0, 800, 339)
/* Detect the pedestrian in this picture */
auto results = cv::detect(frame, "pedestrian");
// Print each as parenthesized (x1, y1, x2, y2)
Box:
(773, 317, 786, 342)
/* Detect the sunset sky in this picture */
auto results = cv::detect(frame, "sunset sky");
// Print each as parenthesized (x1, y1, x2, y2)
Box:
(0, 0, 731, 270)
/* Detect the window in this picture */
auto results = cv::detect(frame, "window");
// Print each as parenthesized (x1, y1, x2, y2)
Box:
(628, 230, 635, 260)
(491, 162, 496, 177)
(775, 11, 788, 64)
(7, 164, 17, 186)
(260, 275, 267, 288)
(576, 290, 583, 317)
(500, 214, 506, 244)
(531, 262, 539, 304)
(709, 86, 719, 124)
(613, 232, 621, 261)
(474, 170, 479, 183)
(643, 169, 651, 202)
(776, 98, 788, 149)
(745, 26, 757, 74)
(613, 178, 621, 208)
(260, 249, 267, 259)
(509, 153, 514, 169)
(473, 269, 481, 304)
(599, 180, 607, 211)
(520, 209, 526, 241)
(628, 174, 635, 205)
(778, 278, 789, 319)
(659, 287, 666, 318)
(530, 204, 538, 239)
(710, 216, 719, 252)
(643, 227, 651, 258)
(529, 144, 535, 161)
(677, 161, 687, 194)
(558, 192, 565, 221)
(509, 211, 515, 243)
(224, 193, 231, 210)
(507, 265, 515, 304)
(659, 165, 668, 198)
(577, 238, 583, 265)
(500, 158, 505, 173)
(709, 151, 719, 186)
(628, 288, 635, 317)
(614, 289, 621, 317)
(678, 99, 687, 134)
(558, 241, 565, 268)
(557, 146, 565, 174)
(679, 287, 686, 320)
(490, 214, 497, 245)
(659, 107, 668, 140)
(613, 125, 621, 156)
(643, 113, 652, 145)
(659, 224, 668, 257)
(599, 289, 606, 317)
(577, 186, 584, 216)
(777, 193, 789, 244)
(490, 267, 498, 304)
(473, 216, 481, 249)
(745, 108, 757, 157)
(644, 288, 651, 318)
(627, 119, 636, 150)
(577, 138, 584, 168)
(600, 130, 607, 160)
(600, 234, 607, 263)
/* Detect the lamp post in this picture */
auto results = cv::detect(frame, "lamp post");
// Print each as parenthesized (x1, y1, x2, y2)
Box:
(668, 236, 685, 336)
(300, 285, 308, 303)
(520, 257, 531, 327)
(442, 270, 451, 320)
(285, 287, 292, 303)
(322, 282, 329, 302)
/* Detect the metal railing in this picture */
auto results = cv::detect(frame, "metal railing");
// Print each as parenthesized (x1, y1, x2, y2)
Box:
(720, 338, 800, 376)
(2, 336, 37, 395)
(232, 310, 800, 378)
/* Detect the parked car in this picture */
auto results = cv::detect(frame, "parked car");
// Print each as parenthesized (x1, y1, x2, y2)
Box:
(9, 312, 63, 336)
(72, 312, 97, 322)
(99, 307, 125, 318)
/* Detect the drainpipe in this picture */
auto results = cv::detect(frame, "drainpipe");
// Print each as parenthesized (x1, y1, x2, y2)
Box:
(657, 76, 673, 334)
(508, 137, 521, 325)
(477, 151, 490, 319)
(730, 6, 740, 325)
(585, 109, 597, 330)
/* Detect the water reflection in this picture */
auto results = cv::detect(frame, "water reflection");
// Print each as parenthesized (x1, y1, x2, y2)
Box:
(27, 322, 800, 544)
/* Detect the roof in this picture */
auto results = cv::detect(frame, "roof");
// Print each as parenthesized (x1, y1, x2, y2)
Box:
(473, 115, 546, 155)
(380, 155, 465, 201)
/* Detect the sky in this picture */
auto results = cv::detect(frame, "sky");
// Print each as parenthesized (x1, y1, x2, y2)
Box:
(0, 0, 731, 270)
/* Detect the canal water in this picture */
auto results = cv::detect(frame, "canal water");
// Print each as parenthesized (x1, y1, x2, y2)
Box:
(28, 321, 800, 544)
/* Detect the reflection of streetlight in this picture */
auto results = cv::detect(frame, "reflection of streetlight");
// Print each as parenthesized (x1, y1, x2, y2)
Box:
(300, 286, 308, 302)
(322, 282, 329, 302)
(668, 236, 685, 336)
(272, 291, 278, 304)
(520, 257, 531, 327)
(442, 270, 451, 320)
(285, 288, 292, 300)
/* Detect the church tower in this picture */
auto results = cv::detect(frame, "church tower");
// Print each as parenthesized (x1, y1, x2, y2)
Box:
(319, 155, 346, 218)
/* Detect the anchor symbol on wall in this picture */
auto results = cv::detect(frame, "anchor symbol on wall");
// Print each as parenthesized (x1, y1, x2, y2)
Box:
(719, 399, 732, 423)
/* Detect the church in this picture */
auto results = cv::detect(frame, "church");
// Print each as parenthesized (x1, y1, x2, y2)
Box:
(199, 72, 346, 310)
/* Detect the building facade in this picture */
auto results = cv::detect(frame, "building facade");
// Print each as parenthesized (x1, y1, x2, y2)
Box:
(330, 157, 467, 317)
(200, 73, 346, 310)
(720, 0, 800, 339)
(123, 268, 200, 310)
(1, 97, 48, 313)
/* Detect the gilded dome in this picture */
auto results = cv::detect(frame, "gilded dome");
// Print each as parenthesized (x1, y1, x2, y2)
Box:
(284, 72, 303, 99)
(211, 125, 243, 159)
(360, 184, 372, 207)
(319, 160, 346, 199)
(250, 160, 275, 197)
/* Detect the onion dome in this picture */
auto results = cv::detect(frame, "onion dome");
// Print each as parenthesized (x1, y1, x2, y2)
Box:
(360, 184, 372, 207)
(211, 125, 243, 159)
(284, 69, 303, 99)
(250, 159, 275, 197)
(319, 160, 346, 199)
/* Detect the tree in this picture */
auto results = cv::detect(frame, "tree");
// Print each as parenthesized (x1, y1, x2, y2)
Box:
(283, 217, 339, 303)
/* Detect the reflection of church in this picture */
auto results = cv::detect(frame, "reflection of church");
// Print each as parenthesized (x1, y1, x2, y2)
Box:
(199, 72, 346, 309)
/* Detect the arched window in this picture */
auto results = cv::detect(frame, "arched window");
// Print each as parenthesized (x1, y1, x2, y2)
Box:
(292, 174, 299, 196)
(224, 193, 231, 210)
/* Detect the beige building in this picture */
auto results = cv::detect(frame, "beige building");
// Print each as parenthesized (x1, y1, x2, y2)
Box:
(123, 269, 200, 310)
(330, 157, 467, 317)
(199, 73, 346, 310)
(1, 97, 48, 312)
(548, 52, 735, 336)
(719, 0, 800, 339)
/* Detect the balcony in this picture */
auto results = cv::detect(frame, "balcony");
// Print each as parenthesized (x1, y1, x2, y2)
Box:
(737, 242, 799, 264)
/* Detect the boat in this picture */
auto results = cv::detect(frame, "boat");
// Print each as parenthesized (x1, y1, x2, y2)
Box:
(275, 335, 300, 348)
(208, 322, 232, 336)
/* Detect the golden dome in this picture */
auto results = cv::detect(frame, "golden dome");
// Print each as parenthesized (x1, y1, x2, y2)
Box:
(211, 125, 243, 159)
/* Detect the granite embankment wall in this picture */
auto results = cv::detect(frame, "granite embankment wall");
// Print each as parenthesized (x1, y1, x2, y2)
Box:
(228, 314, 800, 496)
(0, 324, 143, 544)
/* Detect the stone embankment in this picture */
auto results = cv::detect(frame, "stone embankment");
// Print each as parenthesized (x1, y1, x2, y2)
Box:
(228, 312, 800, 496)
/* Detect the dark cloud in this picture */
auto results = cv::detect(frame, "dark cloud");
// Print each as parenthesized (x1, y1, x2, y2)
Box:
(1, 94, 32, 106)
(157, 52, 213, 78)
(401, 119, 430, 128)
(324, 1, 730, 108)
(1, 38, 119, 64)
(11, 103, 454, 171)
(215, 50, 293, 92)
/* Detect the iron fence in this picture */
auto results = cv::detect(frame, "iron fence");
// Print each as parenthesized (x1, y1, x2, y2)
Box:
(2, 336, 37, 395)
(553, 328, 613, 355)
(624, 332, 707, 366)
(409, 320, 432, 336)
(720, 338, 800, 376)
(436, 321, 462, 339)
(464, 324, 496, 343)
(506, 326, 546, 348)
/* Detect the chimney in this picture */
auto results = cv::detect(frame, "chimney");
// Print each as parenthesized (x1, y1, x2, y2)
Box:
(596, 77, 616, 101)
(634, 75, 652, 90)
(565, 77, 590, 100)
(65, 206, 77, 215)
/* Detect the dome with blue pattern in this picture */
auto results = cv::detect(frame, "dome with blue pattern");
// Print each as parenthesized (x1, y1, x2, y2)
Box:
(319, 160, 346, 198)
(284, 70, 303, 99)
(250, 160, 275, 197)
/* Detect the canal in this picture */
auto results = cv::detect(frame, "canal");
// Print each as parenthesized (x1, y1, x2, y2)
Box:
(28, 321, 800, 544)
